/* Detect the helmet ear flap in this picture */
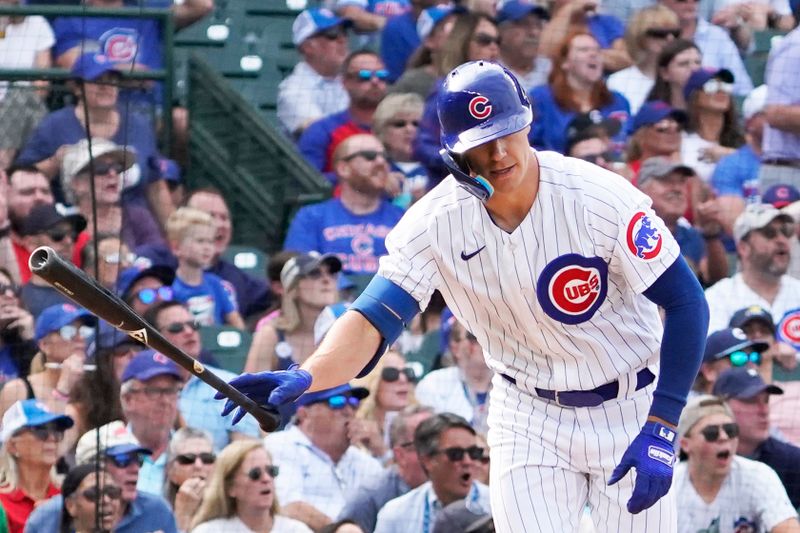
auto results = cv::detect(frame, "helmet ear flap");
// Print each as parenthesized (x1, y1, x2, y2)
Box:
(440, 149, 494, 202)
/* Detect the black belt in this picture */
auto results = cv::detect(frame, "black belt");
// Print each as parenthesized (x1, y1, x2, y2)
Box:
(500, 368, 655, 408)
(762, 158, 800, 168)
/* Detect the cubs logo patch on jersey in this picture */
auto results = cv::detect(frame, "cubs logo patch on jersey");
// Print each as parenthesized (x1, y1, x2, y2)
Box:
(777, 308, 800, 349)
(626, 211, 663, 261)
(536, 254, 608, 325)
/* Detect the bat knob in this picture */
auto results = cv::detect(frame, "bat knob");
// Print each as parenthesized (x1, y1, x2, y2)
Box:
(252, 405, 281, 433)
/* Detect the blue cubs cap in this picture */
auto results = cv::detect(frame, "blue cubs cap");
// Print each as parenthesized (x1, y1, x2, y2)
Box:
(683, 67, 734, 100)
(729, 305, 775, 333)
(295, 383, 369, 407)
(496, 1, 550, 24)
(417, 6, 455, 40)
(94, 321, 145, 353)
(292, 8, 350, 46)
(121, 349, 182, 383)
(71, 52, 124, 81)
(703, 328, 769, 363)
(34, 303, 95, 341)
(1, 399, 74, 443)
(630, 101, 687, 134)
(712, 367, 783, 399)
(763, 184, 800, 209)
(117, 263, 175, 300)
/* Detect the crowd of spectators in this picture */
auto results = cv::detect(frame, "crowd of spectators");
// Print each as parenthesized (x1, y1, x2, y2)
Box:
(0, 0, 799, 531)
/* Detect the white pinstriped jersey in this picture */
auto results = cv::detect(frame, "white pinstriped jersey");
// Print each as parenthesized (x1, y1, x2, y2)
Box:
(378, 150, 680, 391)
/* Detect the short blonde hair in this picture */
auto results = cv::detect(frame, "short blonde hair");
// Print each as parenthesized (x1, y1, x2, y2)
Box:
(355, 350, 417, 423)
(373, 93, 424, 142)
(166, 207, 213, 244)
(624, 5, 680, 63)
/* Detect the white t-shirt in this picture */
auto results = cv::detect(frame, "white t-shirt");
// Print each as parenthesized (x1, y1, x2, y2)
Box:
(681, 132, 718, 183)
(673, 456, 797, 533)
(704, 273, 800, 332)
(0, 16, 55, 98)
(607, 66, 654, 116)
(191, 515, 312, 533)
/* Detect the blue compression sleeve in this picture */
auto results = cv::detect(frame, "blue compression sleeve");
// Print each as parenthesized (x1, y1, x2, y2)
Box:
(642, 256, 709, 426)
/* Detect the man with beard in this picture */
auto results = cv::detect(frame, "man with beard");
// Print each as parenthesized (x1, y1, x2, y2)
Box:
(496, 1, 551, 92)
(705, 203, 800, 331)
(298, 50, 389, 175)
(264, 384, 384, 531)
(284, 133, 404, 278)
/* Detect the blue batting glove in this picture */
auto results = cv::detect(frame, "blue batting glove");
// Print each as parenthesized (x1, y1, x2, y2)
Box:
(215, 364, 312, 425)
(607, 421, 677, 514)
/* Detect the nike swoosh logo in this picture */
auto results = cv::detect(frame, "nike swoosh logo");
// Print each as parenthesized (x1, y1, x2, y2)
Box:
(460, 246, 486, 261)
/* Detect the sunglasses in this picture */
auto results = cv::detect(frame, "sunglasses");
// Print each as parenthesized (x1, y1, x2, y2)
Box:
(59, 324, 94, 341)
(315, 394, 361, 410)
(381, 366, 417, 383)
(103, 252, 136, 265)
(46, 229, 73, 243)
(702, 79, 734, 95)
(316, 26, 345, 40)
(127, 385, 182, 399)
(652, 123, 681, 134)
(107, 451, 145, 468)
(17, 423, 65, 442)
(93, 161, 124, 175)
(388, 119, 419, 129)
(754, 223, 794, 240)
(699, 422, 739, 442)
(343, 150, 386, 162)
(728, 350, 762, 367)
(349, 69, 389, 82)
(80, 485, 123, 502)
(0, 283, 18, 295)
(175, 452, 216, 465)
(136, 286, 173, 305)
(473, 33, 500, 46)
(163, 319, 199, 334)
(645, 27, 681, 39)
(579, 151, 617, 165)
(434, 445, 487, 463)
(246, 465, 280, 481)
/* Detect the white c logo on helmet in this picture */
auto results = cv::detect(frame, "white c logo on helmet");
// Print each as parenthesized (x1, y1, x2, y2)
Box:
(468, 96, 492, 119)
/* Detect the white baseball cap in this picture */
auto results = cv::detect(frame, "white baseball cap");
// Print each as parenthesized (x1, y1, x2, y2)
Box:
(75, 420, 151, 465)
(732, 203, 794, 242)
(292, 8, 350, 46)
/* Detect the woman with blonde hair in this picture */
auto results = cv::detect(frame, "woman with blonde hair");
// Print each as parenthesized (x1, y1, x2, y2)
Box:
(190, 439, 311, 533)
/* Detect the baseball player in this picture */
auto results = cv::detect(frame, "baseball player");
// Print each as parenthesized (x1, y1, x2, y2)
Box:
(219, 61, 709, 532)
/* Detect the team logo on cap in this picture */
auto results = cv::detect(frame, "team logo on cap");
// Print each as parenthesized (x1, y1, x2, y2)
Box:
(626, 211, 663, 261)
(102, 29, 139, 62)
(153, 352, 169, 364)
(777, 308, 800, 348)
(536, 254, 608, 324)
(468, 96, 492, 120)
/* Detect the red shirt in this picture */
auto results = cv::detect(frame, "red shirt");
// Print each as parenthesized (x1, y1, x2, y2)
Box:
(0, 484, 60, 533)
(11, 240, 31, 284)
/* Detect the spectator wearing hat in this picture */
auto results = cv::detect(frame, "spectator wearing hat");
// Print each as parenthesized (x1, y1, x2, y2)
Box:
(119, 349, 183, 496)
(693, 327, 769, 395)
(760, 5, 800, 194)
(379, 0, 441, 84)
(298, 50, 389, 175)
(374, 413, 490, 533)
(565, 111, 625, 175)
(278, 9, 351, 137)
(496, 1, 551, 91)
(55, 463, 124, 533)
(0, 400, 73, 533)
(657, 0, 753, 95)
(285, 134, 404, 277)
(0, 304, 93, 425)
(144, 301, 260, 449)
(5, 165, 54, 284)
(607, 5, 681, 115)
(674, 394, 798, 533)
(705, 203, 800, 331)
(117, 262, 176, 318)
(712, 367, 800, 508)
(637, 157, 729, 285)
(26, 420, 178, 533)
(60, 138, 166, 253)
(0, 266, 36, 390)
(681, 67, 745, 182)
(17, 203, 86, 317)
(729, 305, 797, 375)
(625, 100, 687, 179)
(264, 384, 384, 531)
(16, 52, 171, 231)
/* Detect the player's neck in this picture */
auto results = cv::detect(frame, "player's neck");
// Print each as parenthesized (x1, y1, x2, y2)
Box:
(485, 156, 539, 233)
(687, 463, 725, 503)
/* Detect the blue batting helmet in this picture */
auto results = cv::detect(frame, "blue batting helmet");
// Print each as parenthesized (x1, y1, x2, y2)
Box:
(437, 61, 532, 201)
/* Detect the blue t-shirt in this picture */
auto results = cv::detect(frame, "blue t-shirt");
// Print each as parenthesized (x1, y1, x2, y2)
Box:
(172, 272, 238, 326)
(586, 14, 625, 49)
(284, 198, 404, 275)
(675, 223, 705, 268)
(380, 12, 419, 83)
(0, 346, 19, 388)
(710, 144, 761, 198)
(16, 106, 159, 204)
(529, 84, 631, 154)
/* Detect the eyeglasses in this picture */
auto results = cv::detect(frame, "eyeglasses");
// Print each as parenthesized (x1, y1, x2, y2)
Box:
(702, 79, 734, 95)
(754, 223, 794, 240)
(728, 350, 762, 367)
(699, 422, 739, 442)
(175, 452, 216, 465)
(59, 324, 94, 341)
(107, 451, 145, 468)
(80, 485, 123, 502)
(18, 423, 65, 442)
(473, 33, 500, 46)
(348, 69, 389, 82)
(246, 465, 280, 480)
(0, 283, 18, 295)
(388, 119, 419, 129)
(136, 286, 174, 305)
(433, 446, 487, 463)
(342, 150, 386, 162)
(381, 366, 417, 383)
(315, 394, 361, 410)
(316, 26, 345, 40)
(103, 252, 136, 265)
(46, 229, 73, 243)
(579, 151, 617, 165)
(163, 319, 199, 334)
(93, 161, 124, 176)
(127, 385, 182, 399)
(645, 27, 681, 39)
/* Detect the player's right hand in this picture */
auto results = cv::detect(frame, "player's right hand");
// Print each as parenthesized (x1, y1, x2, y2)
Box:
(216, 364, 312, 424)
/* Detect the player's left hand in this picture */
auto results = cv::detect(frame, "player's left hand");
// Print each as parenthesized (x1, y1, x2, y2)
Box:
(608, 420, 677, 514)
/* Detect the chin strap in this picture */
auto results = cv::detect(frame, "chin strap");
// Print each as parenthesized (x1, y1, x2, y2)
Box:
(439, 149, 494, 202)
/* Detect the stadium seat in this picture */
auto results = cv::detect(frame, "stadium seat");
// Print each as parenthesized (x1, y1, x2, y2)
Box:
(199, 325, 253, 374)
(222, 245, 269, 279)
